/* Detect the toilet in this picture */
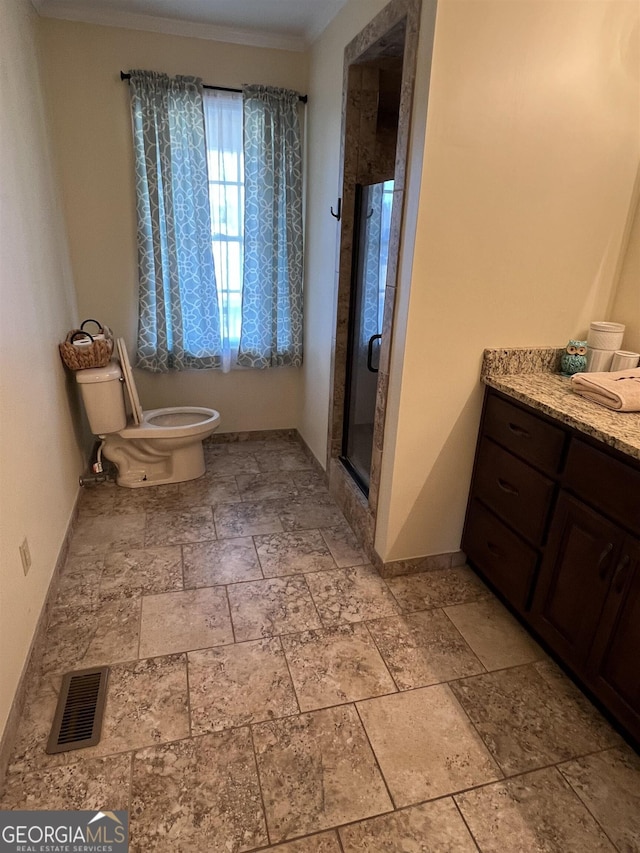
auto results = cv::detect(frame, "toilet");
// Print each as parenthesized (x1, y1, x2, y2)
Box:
(76, 338, 220, 488)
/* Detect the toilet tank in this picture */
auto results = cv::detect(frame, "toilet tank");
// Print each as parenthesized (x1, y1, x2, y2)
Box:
(75, 362, 127, 434)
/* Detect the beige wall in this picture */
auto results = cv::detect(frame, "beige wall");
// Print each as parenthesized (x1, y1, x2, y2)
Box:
(0, 0, 85, 743)
(376, 0, 640, 561)
(38, 20, 309, 433)
(610, 169, 640, 353)
(299, 0, 391, 465)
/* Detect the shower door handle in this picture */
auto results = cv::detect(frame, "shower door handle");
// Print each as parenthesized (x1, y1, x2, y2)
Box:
(367, 334, 382, 373)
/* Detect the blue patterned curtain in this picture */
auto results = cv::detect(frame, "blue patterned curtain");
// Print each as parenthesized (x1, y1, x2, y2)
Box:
(360, 183, 384, 350)
(238, 85, 304, 368)
(128, 70, 222, 372)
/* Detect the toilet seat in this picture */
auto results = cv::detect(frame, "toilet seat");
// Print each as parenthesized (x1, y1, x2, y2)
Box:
(116, 338, 144, 425)
(115, 339, 220, 438)
(119, 406, 220, 439)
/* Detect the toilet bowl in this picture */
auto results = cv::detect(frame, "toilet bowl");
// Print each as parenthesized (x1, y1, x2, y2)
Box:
(76, 338, 220, 488)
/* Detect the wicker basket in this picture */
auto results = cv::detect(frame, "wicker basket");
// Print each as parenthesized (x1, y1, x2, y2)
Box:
(59, 320, 114, 371)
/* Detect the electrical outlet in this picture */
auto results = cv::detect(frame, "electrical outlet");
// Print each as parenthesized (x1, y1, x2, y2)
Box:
(19, 538, 32, 576)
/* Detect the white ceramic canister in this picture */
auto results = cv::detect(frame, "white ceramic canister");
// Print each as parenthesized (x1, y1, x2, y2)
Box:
(586, 347, 616, 372)
(587, 321, 625, 352)
(610, 351, 640, 371)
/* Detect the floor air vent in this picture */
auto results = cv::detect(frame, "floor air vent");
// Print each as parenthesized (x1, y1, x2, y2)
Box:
(46, 666, 109, 754)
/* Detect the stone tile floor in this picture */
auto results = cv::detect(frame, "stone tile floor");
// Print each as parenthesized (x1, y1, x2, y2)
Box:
(2, 435, 639, 852)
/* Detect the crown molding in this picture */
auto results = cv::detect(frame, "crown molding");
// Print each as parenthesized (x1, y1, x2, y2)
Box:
(35, 2, 308, 52)
(305, 0, 347, 43)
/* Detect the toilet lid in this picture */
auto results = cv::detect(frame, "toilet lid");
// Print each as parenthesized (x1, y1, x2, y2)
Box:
(116, 338, 143, 425)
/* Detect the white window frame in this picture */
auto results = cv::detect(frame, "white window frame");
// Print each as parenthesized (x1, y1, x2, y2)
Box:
(203, 90, 244, 370)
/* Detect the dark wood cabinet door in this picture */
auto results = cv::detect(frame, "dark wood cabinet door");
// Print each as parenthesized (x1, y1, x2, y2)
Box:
(588, 538, 640, 742)
(530, 493, 621, 670)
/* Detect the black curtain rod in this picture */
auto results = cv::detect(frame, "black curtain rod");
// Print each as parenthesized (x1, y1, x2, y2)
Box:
(120, 71, 307, 103)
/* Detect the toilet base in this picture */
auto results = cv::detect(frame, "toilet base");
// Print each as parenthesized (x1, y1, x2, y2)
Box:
(102, 436, 206, 488)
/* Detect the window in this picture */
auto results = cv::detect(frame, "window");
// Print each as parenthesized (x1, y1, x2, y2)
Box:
(202, 90, 244, 364)
(128, 71, 303, 372)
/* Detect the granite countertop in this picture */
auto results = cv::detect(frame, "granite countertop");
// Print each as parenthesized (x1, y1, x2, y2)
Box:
(481, 348, 640, 462)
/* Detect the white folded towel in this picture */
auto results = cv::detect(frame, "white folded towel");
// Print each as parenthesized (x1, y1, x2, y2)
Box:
(571, 368, 640, 412)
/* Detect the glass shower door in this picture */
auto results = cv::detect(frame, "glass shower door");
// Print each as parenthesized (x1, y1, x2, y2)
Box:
(341, 180, 394, 494)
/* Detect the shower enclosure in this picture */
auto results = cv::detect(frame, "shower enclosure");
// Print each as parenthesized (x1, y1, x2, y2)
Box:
(341, 179, 394, 493)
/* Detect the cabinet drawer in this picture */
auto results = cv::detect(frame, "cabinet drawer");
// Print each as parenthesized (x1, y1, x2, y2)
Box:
(484, 393, 566, 475)
(475, 438, 555, 545)
(564, 439, 640, 533)
(463, 500, 539, 610)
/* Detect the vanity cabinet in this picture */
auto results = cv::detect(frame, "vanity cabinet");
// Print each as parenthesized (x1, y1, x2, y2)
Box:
(463, 387, 640, 744)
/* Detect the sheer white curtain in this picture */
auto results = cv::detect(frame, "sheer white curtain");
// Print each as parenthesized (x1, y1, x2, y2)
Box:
(202, 90, 244, 372)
